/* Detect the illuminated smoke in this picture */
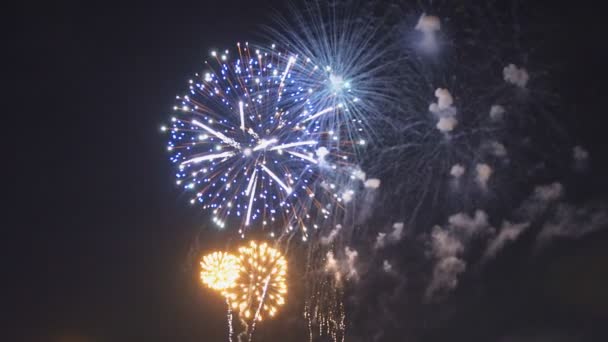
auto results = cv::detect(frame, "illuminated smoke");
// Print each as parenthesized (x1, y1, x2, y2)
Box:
(374, 222, 406, 249)
(482, 221, 530, 261)
(475, 163, 493, 189)
(382, 260, 392, 273)
(490, 104, 505, 121)
(324, 247, 360, 285)
(429, 88, 458, 132)
(503, 63, 529, 88)
(415, 13, 441, 53)
(533, 182, 563, 202)
(364, 178, 381, 189)
(321, 224, 343, 245)
(448, 210, 489, 236)
(450, 164, 466, 178)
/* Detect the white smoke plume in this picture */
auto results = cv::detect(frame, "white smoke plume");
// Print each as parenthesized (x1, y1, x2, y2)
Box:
(533, 182, 563, 202)
(516, 182, 564, 219)
(364, 178, 381, 189)
(429, 225, 464, 258)
(345, 247, 359, 280)
(357, 175, 381, 224)
(429, 88, 458, 132)
(341, 190, 355, 203)
(316, 147, 329, 166)
(503, 63, 529, 88)
(324, 251, 341, 283)
(430, 88, 454, 111)
(352, 168, 366, 181)
(537, 202, 608, 244)
(382, 260, 393, 273)
(415, 13, 441, 53)
(324, 247, 360, 285)
(426, 209, 493, 299)
(374, 232, 387, 250)
(390, 222, 405, 241)
(429, 88, 456, 114)
(436, 116, 458, 132)
(374, 222, 407, 249)
(572, 145, 589, 170)
(572, 145, 589, 161)
(487, 141, 507, 157)
(490, 104, 505, 121)
(320, 224, 342, 245)
(475, 163, 493, 189)
(415, 13, 441, 34)
(448, 210, 490, 236)
(426, 256, 466, 299)
(482, 221, 530, 261)
(450, 164, 465, 178)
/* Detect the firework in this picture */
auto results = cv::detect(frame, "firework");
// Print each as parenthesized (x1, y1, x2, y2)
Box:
(165, 42, 347, 238)
(267, 0, 397, 152)
(232, 241, 287, 322)
(200, 251, 241, 296)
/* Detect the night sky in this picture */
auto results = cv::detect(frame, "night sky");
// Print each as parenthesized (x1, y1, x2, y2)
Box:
(8, 1, 608, 341)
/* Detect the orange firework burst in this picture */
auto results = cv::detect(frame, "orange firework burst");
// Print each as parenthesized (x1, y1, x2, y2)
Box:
(200, 251, 241, 297)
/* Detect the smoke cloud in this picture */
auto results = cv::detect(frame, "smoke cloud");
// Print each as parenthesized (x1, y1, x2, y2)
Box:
(415, 13, 441, 53)
(490, 104, 505, 121)
(482, 221, 530, 261)
(537, 202, 608, 243)
(475, 163, 493, 189)
(364, 178, 381, 189)
(429, 88, 458, 132)
(503, 63, 529, 88)
(324, 246, 360, 284)
(374, 222, 407, 249)
(450, 164, 465, 178)
(320, 224, 342, 245)
(448, 210, 490, 236)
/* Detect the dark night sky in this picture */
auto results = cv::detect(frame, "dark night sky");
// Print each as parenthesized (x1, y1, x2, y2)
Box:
(6, 1, 608, 341)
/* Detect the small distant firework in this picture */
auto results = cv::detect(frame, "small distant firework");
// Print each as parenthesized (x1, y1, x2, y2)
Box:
(200, 251, 241, 296)
(233, 241, 288, 322)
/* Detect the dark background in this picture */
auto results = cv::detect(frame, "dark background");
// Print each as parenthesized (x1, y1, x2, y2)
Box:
(6, 0, 608, 341)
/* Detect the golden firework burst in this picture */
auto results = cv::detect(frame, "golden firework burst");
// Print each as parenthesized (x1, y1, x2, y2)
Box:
(200, 251, 241, 296)
(232, 241, 287, 321)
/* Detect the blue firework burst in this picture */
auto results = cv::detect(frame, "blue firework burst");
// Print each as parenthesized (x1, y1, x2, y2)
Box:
(164, 43, 355, 239)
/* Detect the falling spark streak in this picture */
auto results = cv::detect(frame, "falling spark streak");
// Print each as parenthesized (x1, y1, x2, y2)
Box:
(268, 140, 318, 151)
(280, 56, 296, 85)
(191, 119, 240, 148)
(286, 150, 318, 164)
(260, 164, 293, 194)
(180, 151, 236, 165)
(239, 101, 245, 132)
(253, 138, 279, 151)
(301, 107, 335, 123)
(248, 275, 272, 342)
(245, 168, 258, 196)
(245, 174, 257, 226)
(226, 299, 234, 342)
